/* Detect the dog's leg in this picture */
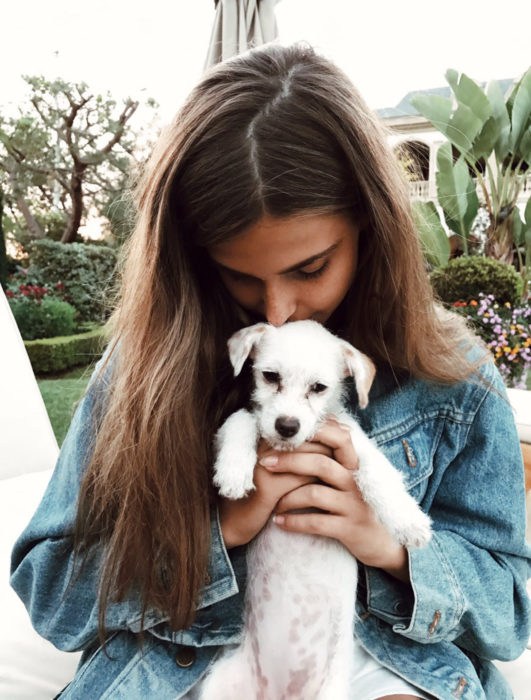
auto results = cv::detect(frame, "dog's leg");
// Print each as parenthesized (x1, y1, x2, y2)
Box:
(315, 577, 357, 700)
(337, 414, 432, 548)
(213, 409, 259, 499)
(197, 646, 256, 700)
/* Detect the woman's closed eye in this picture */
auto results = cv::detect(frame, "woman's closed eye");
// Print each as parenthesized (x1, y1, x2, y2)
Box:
(295, 258, 330, 280)
(217, 256, 332, 284)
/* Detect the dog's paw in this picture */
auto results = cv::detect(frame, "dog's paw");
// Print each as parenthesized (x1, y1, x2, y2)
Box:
(214, 472, 256, 500)
(213, 453, 257, 500)
(392, 509, 432, 549)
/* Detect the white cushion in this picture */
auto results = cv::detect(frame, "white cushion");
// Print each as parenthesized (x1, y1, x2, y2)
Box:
(0, 287, 59, 479)
(0, 469, 80, 698)
(507, 388, 531, 444)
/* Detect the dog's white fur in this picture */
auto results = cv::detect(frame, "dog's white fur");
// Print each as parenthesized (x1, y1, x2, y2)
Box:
(197, 321, 431, 700)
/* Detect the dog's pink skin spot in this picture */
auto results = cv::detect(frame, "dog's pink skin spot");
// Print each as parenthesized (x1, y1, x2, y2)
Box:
(286, 667, 311, 696)
(289, 625, 300, 644)
(263, 587, 272, 601)
(310, 627, 324, 645)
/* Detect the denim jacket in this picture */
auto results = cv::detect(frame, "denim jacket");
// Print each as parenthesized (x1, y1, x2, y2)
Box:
(10, 349, 531, 700)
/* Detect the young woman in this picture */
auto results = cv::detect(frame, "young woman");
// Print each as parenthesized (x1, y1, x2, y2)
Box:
(11, 43, 530, 699)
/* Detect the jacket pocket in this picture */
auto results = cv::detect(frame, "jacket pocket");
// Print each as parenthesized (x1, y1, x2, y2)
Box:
(375, 412, 443, 501)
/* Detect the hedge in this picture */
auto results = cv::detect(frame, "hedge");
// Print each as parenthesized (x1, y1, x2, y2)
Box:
(27, 239, 118, 323)
(430, 255, 523, 305)
(25, 326, 108, 374)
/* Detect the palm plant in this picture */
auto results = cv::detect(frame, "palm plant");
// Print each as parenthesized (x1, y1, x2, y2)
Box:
(411, 68, 531, 294)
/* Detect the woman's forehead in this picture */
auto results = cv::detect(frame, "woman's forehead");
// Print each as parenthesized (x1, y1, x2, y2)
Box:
(207, 213, 358, 276)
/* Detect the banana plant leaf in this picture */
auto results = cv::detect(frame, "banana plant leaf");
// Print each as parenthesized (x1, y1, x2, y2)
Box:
(509, 67, 531, 156)
(518, 126, 531, 165)
(412, 200, 451, 268)
(436, 143, 479, 251)
(411, 92, 484, 154)
(487, 80, 511, 160)
(523, 196, 531, 258)
(445, 69, 492, 123)
(472, 116, 500, 161)
(410, 94, 452, 136)
(446, 102, 484, 152)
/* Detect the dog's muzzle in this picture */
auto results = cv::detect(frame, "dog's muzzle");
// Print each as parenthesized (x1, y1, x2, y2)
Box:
(275, 416, 301, 438)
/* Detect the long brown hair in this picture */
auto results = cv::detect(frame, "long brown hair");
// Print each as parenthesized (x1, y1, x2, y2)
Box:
(74, 42, 486, 643)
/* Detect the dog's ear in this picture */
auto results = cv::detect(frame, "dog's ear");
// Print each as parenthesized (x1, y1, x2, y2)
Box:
(340, 341, 376, 409)
(227, 323, 269, 376)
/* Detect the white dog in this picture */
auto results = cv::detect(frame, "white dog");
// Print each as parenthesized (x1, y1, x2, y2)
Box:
(198, 321, 431, 700)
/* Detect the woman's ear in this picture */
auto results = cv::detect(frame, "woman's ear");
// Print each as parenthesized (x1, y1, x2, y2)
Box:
(339, 340, 376, 409)
(227, 323, 269, 376)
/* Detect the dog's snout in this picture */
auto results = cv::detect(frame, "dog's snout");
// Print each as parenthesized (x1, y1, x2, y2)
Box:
(275, 416, 300, 438)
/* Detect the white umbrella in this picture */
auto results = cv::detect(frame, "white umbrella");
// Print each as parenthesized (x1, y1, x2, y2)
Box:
(204, 0, 280, 69)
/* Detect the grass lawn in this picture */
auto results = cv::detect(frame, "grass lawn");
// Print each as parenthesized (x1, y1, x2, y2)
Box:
(37, 364, 94, 446)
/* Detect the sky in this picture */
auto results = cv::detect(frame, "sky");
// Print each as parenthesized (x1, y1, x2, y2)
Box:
(2, 0, 530, 124)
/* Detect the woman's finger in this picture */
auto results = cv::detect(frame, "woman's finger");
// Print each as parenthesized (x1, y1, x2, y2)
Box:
(275, 482, 353, 516)
(310, 422, 359, 471)
(273, 511, 345, 540)
(258, 439, 332, 459)
(259, 451, 355, 491)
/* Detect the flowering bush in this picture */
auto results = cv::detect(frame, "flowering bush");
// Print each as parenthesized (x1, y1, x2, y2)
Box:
(6, 279, 68, 302)
(6, 281, 78, 340)
(451, 293, 531, 389)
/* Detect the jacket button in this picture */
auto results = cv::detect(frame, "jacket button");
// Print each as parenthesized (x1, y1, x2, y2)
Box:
(176, 646, 196, 668)
(393, 600, 408, 615)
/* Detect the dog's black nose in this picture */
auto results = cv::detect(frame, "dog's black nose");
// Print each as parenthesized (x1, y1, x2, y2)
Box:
(275, 416, 300, 438)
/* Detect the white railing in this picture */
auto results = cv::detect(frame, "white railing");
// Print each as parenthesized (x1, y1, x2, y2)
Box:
(409, 174, 530, 203)
(408, 180, 430, 200)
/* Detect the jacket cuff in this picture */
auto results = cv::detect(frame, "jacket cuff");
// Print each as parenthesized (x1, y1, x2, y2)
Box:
(197, 506, 240, 609)
(365, 534, 465, 643)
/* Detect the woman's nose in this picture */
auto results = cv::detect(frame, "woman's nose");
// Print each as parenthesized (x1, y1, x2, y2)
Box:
(263, 282, 297, 327)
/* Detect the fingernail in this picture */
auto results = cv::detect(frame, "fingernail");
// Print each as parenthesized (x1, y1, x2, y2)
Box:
(273, 514, 285, 525)
(259, 456, 278, 467)
(326, 414, 338, 421)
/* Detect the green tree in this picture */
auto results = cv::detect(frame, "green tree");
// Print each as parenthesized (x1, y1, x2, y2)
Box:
(411, 68, 531, 292)
(0, 76, 157, 245)
(0, 188, 7, 288)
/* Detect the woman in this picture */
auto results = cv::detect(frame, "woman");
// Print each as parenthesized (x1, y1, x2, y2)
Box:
(11, 43, 530, 699)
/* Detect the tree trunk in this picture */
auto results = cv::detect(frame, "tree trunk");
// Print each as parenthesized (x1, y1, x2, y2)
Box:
(61, 166, 85, 243)
(16, 195, 45, 239)
(8, 170, 45, 239)
(0, 190, 8, 289)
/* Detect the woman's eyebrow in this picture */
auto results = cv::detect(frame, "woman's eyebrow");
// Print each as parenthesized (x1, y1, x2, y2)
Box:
(214, 241, 341, 278)
(280, 241, 340, 273)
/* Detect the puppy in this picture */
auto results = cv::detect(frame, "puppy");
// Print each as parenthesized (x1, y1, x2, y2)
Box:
(198, 321, 431, 700)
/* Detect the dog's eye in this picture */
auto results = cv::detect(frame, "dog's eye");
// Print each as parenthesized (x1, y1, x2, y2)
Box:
(262, 371, 280, 384)
(311, 383, 327, 394)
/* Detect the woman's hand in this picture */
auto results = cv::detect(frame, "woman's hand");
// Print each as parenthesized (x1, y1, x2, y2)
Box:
(218, 440, 331, 550)
(261, 417, 410, 582)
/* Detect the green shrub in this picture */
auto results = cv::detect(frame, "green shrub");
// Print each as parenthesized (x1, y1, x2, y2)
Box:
(27, 239, 118, 323)
(430, 256, 523, 305)
(25, 326, 107, 374)
(10, 296, 77, 340)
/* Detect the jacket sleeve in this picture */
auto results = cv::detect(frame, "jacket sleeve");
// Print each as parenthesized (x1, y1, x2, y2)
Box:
(364, 361, 531, 661)
(10, 353, 240, 653)
(9, 353, 167, 651)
